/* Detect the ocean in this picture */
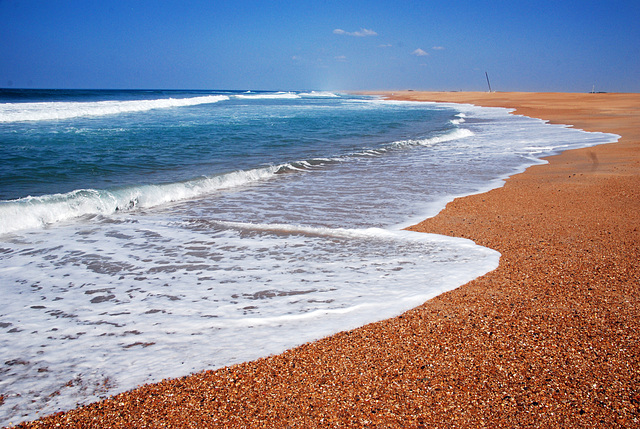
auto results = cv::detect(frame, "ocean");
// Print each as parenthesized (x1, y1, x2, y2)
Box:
(0, 89, 618, 424)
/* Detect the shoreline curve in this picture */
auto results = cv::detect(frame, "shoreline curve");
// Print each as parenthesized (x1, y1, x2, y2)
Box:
(15, 91, 640, 428)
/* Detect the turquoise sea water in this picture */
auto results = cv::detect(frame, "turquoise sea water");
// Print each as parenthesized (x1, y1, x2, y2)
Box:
(0, 89, 618, 424)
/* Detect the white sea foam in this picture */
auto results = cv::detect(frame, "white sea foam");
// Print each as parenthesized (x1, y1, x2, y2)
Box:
(0, 166, 280, 235)
(234, 92, 300, 100)
(451, 112, 466, 125)
(0, 94, 622, 426)
(392, 127, 474, 149)
(0, 120, 477, 235)
(299, 91, 340, 97)
(0, 95, 229, 122)
(0, 215, 500, 424)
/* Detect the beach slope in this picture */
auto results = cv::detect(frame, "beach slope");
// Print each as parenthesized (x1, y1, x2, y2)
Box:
(15, 92, 640, 428)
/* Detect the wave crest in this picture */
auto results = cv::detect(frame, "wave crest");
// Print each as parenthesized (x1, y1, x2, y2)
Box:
(0, 124, 477, 235)
(392, 127, 474, 149)
(0, 166, 280, 234)
(234, 92, 300, 100)
(0, 95, 229, 123)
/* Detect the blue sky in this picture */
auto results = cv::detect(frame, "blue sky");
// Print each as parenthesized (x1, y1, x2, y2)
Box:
(1, 0, 638, 92)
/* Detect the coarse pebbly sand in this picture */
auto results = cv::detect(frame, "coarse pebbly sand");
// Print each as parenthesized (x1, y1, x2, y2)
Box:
(11, 92, 640, 428)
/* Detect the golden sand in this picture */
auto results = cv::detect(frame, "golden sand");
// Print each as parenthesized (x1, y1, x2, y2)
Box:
(15, 92, 640, 428)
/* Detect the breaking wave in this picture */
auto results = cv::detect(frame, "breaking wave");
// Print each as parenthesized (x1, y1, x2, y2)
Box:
(0, 121, 475, 234)
(0, 95, 229, 123)
(0, 166, 279, 234)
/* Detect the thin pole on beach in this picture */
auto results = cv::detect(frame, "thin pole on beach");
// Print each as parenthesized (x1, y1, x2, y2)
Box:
(485, 71, 492, 92)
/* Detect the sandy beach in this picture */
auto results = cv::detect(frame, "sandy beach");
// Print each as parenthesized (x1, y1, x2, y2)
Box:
(14, 92, 640, 428)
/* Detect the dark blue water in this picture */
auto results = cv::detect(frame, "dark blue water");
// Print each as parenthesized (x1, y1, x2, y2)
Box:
(0, 90, 452, 201)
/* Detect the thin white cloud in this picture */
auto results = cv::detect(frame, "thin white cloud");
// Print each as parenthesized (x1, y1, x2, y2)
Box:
(432, 46, 445, 50)
(335, 55, 348, 62)
(333, 28, 378, 37)
(378, 43, 393, 48)
(412, 48, 429, 56)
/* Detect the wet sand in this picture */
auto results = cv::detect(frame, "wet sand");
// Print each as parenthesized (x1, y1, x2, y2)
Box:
(15, 92, 640, 428)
